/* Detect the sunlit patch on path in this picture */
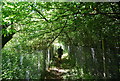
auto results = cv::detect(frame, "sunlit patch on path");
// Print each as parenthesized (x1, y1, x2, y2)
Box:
(46, 67, 70, 79)
(48, 67, 70, 73)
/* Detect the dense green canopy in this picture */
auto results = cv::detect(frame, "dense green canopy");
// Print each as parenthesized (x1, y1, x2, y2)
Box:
(1, 2, 120, 79)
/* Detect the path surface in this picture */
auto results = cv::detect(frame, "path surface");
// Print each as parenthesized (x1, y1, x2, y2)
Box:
(46, 67, 70, 79)
(45, 56, 70, 79)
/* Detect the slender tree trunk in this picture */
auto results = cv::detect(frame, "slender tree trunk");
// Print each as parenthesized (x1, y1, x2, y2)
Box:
(46, 48, 50, 70)
(37, 50, 41, 79)
(102, 39, 106, 78)
(41, 49, 47, 79)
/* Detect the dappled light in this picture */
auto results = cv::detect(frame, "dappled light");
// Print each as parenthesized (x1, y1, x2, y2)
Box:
(1, 1, 120, 80)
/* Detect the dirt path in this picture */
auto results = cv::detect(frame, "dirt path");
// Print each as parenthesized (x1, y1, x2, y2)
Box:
(45, 57, 70, 79)
(45, 67, 70, 79)
(45, 54, 71, 79)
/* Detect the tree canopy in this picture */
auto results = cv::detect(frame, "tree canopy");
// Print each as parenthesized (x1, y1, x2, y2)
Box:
(1, 2, 120, 80)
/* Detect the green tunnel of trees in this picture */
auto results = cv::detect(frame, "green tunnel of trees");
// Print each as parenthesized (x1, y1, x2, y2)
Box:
(1, 2, 120, 80)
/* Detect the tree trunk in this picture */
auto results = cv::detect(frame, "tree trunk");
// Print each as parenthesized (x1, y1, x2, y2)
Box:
(102, 39, 106, 78)
(41, 49, 47, 79)
(2, 34, 14, 48)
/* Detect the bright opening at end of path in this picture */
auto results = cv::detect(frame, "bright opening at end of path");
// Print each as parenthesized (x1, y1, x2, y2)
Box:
(53, 39, 68, 59)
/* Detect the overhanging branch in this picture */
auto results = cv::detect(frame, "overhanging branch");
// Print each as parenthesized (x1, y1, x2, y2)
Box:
(47, 21, 67, 48)
(30, 5, 49, 22)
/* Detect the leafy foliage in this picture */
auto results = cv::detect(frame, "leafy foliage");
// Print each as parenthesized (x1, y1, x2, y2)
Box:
(1, 2, 120, 79)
